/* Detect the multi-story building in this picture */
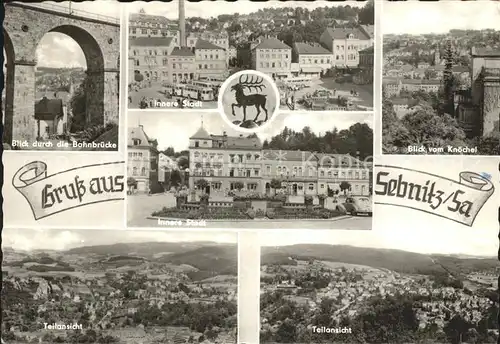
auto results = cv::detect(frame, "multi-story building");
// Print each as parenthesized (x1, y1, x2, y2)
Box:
(129, 11, 179, 41)
(251, 37, 292, 80)
(168, 47, 197, 83)
(159, 153, 179, 171)
(468, 47, 500, 136)
(129, 37, 175, 82)
(128, 125, 159, 192)
(292, 42, 333, 78)
(401, 79, 441, 93)
(320, 26, 373, 68)
(188, 125, 371, 196)
(355, 46, 374, 84)
(186, 31, 229, 51)
(194, 39, 227, 80)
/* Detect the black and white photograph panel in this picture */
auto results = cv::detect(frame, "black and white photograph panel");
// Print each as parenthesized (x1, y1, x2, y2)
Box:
(126, 111, 373, 230)
(3, 1, 121, 151)
(259, 229, 498, 344)
(127, 0, 374, 111)
(382, 0, 500, 155)
(1, 228, 238, 344)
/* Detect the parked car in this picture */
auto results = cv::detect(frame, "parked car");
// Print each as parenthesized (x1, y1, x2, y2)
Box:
(336, 196, 372, 216)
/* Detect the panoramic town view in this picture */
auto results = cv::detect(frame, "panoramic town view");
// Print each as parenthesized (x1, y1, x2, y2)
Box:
(3, 1, 120, 151)
(127, 0, 374, 111)
(1, 229, 238, 344)
(382, 1, 500, 155)
(259, 231, 498, 344)
(127, 111, 373, 229)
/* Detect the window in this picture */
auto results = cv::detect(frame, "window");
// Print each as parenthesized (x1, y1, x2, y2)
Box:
(308, 183, 314, 191)
(141, 167, 146, 176)
(195, 141, 199, 148)
(133, 167, 137, 175)
(246, 170, 251, 178)
(230, 169, 234, 177)
(266, 165, 271, 174)
(254, 169, 259, 176)
(320, 170, 325, 177)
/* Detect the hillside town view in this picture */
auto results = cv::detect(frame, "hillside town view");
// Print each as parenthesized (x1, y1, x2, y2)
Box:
(260, 244, 498, 344)
(382, 1, 500, 155)
(128, 0, 374, 111)
(2, 2, 120, 151)
(1, 229, 238, 344)
(127, 112, 373, 229)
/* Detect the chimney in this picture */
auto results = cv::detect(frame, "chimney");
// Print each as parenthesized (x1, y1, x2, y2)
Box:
(179, 0, 186, 48)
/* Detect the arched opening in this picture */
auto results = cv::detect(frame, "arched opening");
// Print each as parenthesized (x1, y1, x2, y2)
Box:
(34, 30, 87, 139)
(2, 30, 15, 146)
(44, 25, 105, 131)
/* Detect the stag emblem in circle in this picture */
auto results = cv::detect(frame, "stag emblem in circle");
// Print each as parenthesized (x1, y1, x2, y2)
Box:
(230, 74, 269, 127)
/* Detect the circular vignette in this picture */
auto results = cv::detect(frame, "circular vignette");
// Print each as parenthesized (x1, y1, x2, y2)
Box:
(217, 69, 281, 134)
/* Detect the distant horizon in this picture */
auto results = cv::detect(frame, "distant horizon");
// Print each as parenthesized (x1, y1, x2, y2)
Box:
(2, 229, 237, 251)
(129, 1, 368, 21)
(383, 1, 500, 35)
(260, 243, 495, 259)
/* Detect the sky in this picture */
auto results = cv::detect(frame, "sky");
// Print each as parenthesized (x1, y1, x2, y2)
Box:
(23, 1, 121, 68)
(383, 0, 500, 35)
(2, 228, 237, 251)
(259, 226, 496, 257)
(128, 111, 372, 152)
(128, 0, 367, 20)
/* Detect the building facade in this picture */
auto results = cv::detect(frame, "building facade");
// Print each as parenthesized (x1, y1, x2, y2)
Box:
(168, 47, 197, 83)
(129, 37, 175, 82)
(129, 11, 179, 40)
(320, 26, 373, 68)
(188, 126, 371, 197)
(194, 39, 227, 80)
(251, 38, 292, 79)
(293, 42, 333, 78)
(128, 125, 159, 192)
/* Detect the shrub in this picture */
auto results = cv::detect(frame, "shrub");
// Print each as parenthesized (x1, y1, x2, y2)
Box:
(188, 210, 201, 219)
(266, 210, 275, 219)
(245, 209, 256, 219)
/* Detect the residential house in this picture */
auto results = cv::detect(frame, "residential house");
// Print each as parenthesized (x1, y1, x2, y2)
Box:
(320, 26, 373, 67)
(129, 37, 175, 82)
(195, 39, 227, 80)
(251, 37, 292, 79)
(168, 47, 197, 83)
(293, 42, 333, 78)
(127, 125, 159, 192)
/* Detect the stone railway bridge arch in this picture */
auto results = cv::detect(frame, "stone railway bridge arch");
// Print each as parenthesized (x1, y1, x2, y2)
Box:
(3, 2, 120, 144)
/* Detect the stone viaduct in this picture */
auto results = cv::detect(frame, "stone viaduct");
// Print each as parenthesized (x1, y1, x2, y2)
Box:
(3, 2, 120, 144)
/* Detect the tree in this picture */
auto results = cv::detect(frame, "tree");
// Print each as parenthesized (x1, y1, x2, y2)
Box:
(270, 178, 282, 195)
(442, 40, 455, 116)
(177, 156, 189, 170)
(170, 170, 182, 188)
(195, 178, 208, 191)
(444, 315, 473, 344)
(358, 0, 374, 25)
(127, 177, 137, 187)
(134, 71, 144, 83)
(340, 181, 351, 195)
(70, 78, 87, 133)
(233, 181, 244, 191)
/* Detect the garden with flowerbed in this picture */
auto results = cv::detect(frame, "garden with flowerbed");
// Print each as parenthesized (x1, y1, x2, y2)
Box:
(150, 192, 346, 221)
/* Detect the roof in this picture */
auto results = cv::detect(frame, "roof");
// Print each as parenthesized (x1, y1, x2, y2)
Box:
(402, 79, 441, 85)
(391, 97, 411, 106)
(227, 135, 262, 149)
(254, 38, 291, 50)
(294, 42, 331, 55)
(128, 126, 152, 147)
(129, 36, 173, 47)
(129, 12, 170, 24)
(360, 24, 374, 39)
(195, 39, 224, 50)
(359, 46, 374, 54)
(34, 97, 64, 120)
(452, 65, 469, 73)
(323, 27, 371, 41)
(471, 47, 500, 57)
(316, 153, 365, 167)
(262, 150, 315, 162)
(171, 47, 195, 57)
(190, 126, 211, 140)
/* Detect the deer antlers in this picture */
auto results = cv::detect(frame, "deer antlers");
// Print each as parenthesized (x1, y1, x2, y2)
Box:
(238, 75, 266, 92)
